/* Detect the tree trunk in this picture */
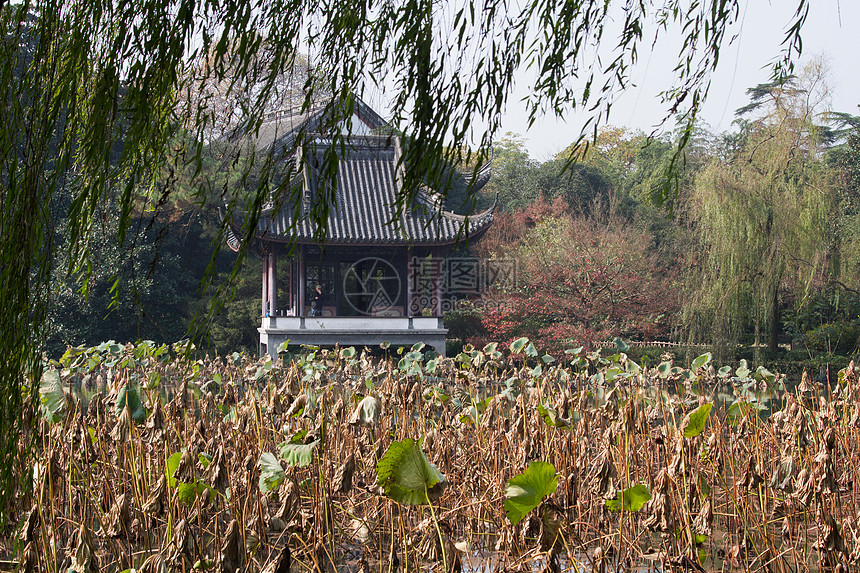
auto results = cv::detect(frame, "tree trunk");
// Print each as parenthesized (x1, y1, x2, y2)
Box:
(768, 288, 779, 353)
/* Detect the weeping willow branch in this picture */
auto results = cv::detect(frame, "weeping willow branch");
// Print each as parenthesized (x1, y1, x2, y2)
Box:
(684, 67, 834, 356)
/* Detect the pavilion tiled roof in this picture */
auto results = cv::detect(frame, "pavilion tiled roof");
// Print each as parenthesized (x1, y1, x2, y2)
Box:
(250, 136, 493, 246)
(227, 98, 494, 248)
(238, 97, 387, 153)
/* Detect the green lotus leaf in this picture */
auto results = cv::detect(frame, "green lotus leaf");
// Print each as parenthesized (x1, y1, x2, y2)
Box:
(682, 403, 712, 438)
(613, 337, 631, 353)
(736, 359, 750, 379)
(278, 440, 320, 468)
(258, 452, 285, 493)
(377, 438, 446, 505)
(166, 452, 182, 488)
(504, 461, 558, 525)
(39, 369, 66, 424)
(755, 365, 777, 384)
(459, 405, 479, 425)
(536, 404, 570, 428)
(691, 352, 712, 370)
(726, 400, 765, 426)
(510, 337, 529, 353)
(177, 480, 209, 505)
(115, 385, 146, 424)
(605, 484, 651, 512)
(198, 453, 212, 469)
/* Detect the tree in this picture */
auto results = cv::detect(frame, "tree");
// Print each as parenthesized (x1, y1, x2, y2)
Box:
(827, 115, 860, 293)
(182, 43, 324, 142)
(45, 203, 218, 357)
(787, 112, 860, 354)
(685, 64, 834, 356)
(534, 158, 615, 216)
(483, 133, 616, 215)
(476, 197, 679, 350)
(482, 134, 541, 211)
(566, 126, 642, 189)
(0, 0, 813, 524)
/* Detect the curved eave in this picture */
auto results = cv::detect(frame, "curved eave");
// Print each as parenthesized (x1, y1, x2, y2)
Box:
(225, 221, 274, 260)
(464, 161, 492, 194)
(226, 226, 243, 253)
(247, 200, 495, 248)
(443, 194, 496, 246)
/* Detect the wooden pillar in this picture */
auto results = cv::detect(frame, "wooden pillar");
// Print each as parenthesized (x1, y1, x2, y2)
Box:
(268, 250, 278, 317)
(298, 245, 306, 317)
(262, 251, 269, 317)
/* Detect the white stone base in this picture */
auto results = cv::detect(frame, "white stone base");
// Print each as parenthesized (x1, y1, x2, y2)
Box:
(259, 316, 447, 358)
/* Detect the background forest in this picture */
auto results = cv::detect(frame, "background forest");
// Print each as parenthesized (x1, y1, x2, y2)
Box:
(46, 63, 860, 371)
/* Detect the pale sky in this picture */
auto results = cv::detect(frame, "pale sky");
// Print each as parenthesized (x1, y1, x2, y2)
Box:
(500, 0, 860, 159)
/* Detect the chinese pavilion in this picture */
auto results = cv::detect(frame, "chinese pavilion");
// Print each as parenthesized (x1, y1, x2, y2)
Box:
(226, 99, 494, 357)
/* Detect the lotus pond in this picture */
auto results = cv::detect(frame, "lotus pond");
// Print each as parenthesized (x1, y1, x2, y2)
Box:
(2, 338, 859, 572)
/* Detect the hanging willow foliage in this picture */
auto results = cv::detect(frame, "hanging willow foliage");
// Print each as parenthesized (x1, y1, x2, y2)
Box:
(684, 67, 833, 357)
(0, 0, 810, 525)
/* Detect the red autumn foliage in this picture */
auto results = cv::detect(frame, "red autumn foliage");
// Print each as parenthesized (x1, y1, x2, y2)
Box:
(473, 195, 679, 351)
